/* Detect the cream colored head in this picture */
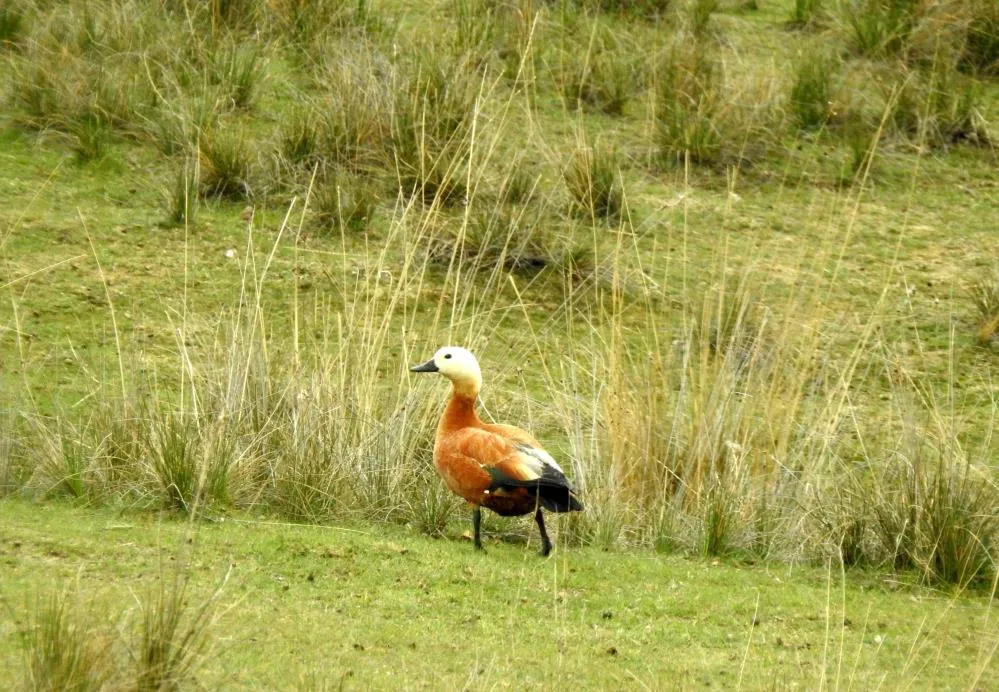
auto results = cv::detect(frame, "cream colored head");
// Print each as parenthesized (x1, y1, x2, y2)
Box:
(410, 346, 482, 397)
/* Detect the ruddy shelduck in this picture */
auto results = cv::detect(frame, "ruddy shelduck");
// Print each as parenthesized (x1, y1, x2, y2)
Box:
(410, 346, 583, 555)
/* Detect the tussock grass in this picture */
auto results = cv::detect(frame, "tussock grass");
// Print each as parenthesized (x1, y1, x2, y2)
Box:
(839, 0, 999, 78)
(653, 45, 725, 166)
(135, 569, 226, 690)
(970, 268, 999, 346)
(198, 128, 254, 200)
(19, 589, 112, 692)
(22, 417, 90, 500)
(651, 40, 781, 168)
(841, 0, 920, 59)
(167, 158, 199, 227)
(390, 50, 481, 206)
(787, 0, 825, 30)
(210, 39, 263, 111)
(791, 52, 836, 132)
(818, 433, 999, 588)
(563, 137, 624, 222)
(686, 0, 719, 39)
(0, 0, 996, 593)
(961, 0, 999, 75)
(0, 413, 20, 494)
(311, 172, 378, 234)
(9, 49, 151, 144)
(13, 560, 228, 691)
(552, 16, 641, 116)
(558, 266, 824, 556)
(0, 3, 29, 50)
(578, 0, 673, 20)
(148, 91, 223, 157)
(438, 205, 589, 277)
(278, 104, 323, 170)
(307, 40, 393, 171)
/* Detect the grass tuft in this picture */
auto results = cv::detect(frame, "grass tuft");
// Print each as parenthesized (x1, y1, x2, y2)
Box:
(0, 2, 29, 50)
(582, 0, 673, 20)
(278, 104, 323, 170)
(841, 0, 919, 59)
(149, 414, 201, 513)
(167, 158, 200, 227)
(922, 464, 997, 587)
(863, 447, 999, 587)
(408, 469, 461, 537)
(198, 128, 254, 200)
(787, 0, 824, 30)
(790, 52, 836, 132)
(700, 480, 738, 557)
(886, 65, 990, 148)
(686, 0, 720, 40)
(564, 139, 624, 222)
(960, 0, 999, 75)
(654, 47, 725, 166)
(390, 52, 477, 205)
(311, 172, 378, 234)
(67, 115, 113, 163)
(212, 40, 264, 111)
(970, 268, 999, 346)
(134, 570, 224, 691)
(19, 589, 111, 692)
(554, 19, 641, 116)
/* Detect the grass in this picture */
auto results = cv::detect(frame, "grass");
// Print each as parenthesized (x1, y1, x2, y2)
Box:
(790, 52, 835, 131)
(134, 568, 226, 691)
(18, 587, 111, 691)
(6, 507, 228, 691)
(1, 498, 996, 689)
(311, 172, 378, 234)
(970, 267, 999, 346)
(198, 128, 254, 201)
(787, 0, 824, 29)
(165, 157, 199, 227)
(0, 1, 997, 683)
(564, 136, 624, 221)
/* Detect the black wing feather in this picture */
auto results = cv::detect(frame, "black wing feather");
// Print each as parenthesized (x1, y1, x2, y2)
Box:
(485, 447, 584, 513)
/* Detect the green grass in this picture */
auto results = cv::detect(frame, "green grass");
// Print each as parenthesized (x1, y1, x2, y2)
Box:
(0, 3, 997, 680)
(1, 498, 996, 689)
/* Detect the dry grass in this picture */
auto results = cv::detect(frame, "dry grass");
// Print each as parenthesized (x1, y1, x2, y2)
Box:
(0, 0, 996, 590)
(12, 560, 228, 691)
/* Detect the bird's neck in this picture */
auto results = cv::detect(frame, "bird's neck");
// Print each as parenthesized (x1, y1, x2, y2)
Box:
(439, 389, 481, 434)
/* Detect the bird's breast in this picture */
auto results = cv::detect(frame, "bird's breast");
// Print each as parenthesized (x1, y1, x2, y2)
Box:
(433, 445, 491, 503)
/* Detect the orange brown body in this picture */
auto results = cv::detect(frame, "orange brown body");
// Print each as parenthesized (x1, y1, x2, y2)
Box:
(411, 347, 583, 555)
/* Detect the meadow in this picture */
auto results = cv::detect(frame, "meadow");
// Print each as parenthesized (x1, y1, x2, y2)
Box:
(0, 0, 997, 687)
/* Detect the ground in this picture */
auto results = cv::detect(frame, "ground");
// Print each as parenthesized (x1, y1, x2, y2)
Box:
(0, 499, 995, 689)
(1, 1, 998, 688)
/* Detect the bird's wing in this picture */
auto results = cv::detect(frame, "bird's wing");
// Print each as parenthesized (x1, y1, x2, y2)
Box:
(452, 428, 574, 491)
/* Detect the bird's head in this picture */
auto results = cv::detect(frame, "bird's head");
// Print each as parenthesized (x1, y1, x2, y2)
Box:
(410, 346, 482, 397)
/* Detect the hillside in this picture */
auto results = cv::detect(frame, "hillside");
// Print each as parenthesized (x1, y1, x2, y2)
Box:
(0, 0, 999, 689)
(1, 498, 996, 689)
(0, 4, 997, 684)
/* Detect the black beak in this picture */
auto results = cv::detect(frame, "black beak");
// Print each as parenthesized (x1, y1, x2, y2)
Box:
(409, 358, 439, 373)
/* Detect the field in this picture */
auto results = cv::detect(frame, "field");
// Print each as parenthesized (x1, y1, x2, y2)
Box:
(1, 0, 997, 688)
(1, 499, 997, 689)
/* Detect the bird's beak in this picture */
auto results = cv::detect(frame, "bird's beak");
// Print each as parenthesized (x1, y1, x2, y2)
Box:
(409, 358, 439, 373)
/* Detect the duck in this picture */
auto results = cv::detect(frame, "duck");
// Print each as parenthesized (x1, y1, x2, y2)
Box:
(410, 346, 583, 556)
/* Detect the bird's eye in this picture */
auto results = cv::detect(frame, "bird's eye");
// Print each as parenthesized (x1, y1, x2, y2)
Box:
(444, 353, 452, 359)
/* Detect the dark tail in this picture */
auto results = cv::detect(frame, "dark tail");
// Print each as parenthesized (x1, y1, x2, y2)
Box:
(486, 468, 585, 513)
(538, 487, 584, 513)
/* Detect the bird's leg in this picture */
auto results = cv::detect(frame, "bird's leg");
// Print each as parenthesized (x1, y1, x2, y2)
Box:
(535, 509, 553, 557)
(472, 506, 484, 551)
